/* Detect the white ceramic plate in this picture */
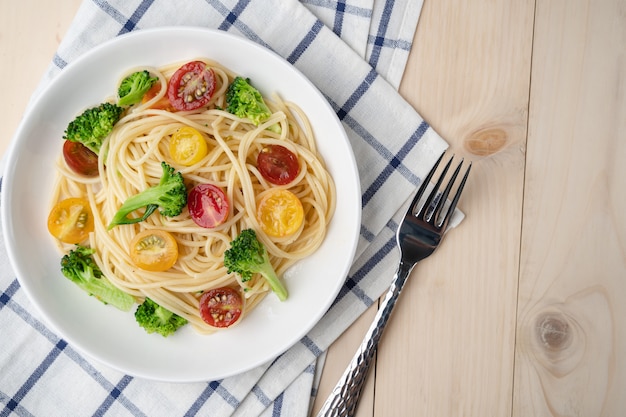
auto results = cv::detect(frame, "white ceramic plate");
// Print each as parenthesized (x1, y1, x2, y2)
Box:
(1, 27, 360, 382)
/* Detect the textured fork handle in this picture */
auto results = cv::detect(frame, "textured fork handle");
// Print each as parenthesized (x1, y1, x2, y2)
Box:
(316, 259, 416, 417)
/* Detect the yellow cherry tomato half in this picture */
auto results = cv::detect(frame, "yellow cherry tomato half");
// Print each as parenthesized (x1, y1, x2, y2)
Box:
(47, 197, 94, 244)
(256, 189, 304, 238)
(169, 126, 208, 166)
(130, 229, 179, 272)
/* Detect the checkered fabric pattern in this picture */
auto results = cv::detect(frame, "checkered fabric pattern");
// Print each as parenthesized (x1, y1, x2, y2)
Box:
(0, 1, 449, 416)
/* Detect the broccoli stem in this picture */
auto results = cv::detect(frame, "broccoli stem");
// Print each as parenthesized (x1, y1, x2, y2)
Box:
(107, 194, 160, 229)
(77, 275, 135, 311)
(61, 245, 134, 311)
(257, 251, 288, 301)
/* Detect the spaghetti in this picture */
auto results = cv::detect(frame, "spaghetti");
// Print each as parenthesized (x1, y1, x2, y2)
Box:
(51, 59, 336, 334)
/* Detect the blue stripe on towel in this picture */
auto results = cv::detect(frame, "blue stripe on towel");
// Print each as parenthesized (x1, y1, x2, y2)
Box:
(286, 20, 325, 64)
(118, 0, 155, 34)
(368, 0, 395, 68)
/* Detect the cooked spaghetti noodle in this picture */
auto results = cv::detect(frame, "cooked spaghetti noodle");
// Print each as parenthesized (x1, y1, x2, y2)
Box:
(51, 59, 336, 334)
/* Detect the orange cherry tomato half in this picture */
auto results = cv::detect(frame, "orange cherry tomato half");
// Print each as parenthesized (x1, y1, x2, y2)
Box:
(257, 145, 300, 185)
(142, 82, 175, 111)
(169, 126, 208, 166)
(129, 229, 178, 272)
(167, 61, 216, 111)
(188, 183, 229, 228)
(63, 140, 99, 177)
(256, 189, 304, 238)
(47, 197, 95, 244)
(199, 287, 243, 328)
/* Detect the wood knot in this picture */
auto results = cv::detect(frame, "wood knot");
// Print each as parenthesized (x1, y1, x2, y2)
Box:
(535, 313, 572, 351)
(464, 127, 508, 156)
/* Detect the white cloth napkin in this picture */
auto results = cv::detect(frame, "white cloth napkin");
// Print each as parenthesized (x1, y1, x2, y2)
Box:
(0, 1, 448, 416)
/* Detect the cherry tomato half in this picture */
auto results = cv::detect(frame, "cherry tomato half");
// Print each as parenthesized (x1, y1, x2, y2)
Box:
(188, 183, 229, 228)
(256, 189, 304, 238)
(199, 287, 243, 328)
(47, 197, 95, 244)
(169, 126, 208, 166)
(63, 140, 99, 177)
(256, 145, 300, 185)
(129, 229, 178, 272)
(167, 61, 216, 111)
(142, 82, 175, 111)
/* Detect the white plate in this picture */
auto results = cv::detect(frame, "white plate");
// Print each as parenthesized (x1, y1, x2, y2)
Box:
(1, 27, 360, 382)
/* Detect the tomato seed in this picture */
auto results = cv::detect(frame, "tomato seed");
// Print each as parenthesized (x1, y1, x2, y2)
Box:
(137, 235, 166, 250)
(77, 212, 88, 228)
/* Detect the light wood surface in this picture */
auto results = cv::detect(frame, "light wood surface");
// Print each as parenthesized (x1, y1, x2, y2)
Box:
(1, 1, 624, 416)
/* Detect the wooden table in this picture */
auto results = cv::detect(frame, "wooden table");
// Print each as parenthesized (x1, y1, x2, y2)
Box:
(2, 1, 624, 416)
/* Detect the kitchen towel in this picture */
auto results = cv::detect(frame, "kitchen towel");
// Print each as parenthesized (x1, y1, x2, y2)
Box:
(0, 1, 448, 416)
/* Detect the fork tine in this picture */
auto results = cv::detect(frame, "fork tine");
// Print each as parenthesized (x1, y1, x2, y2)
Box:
(407, 151, 445, 214)
(431, 157, 465, 222)
(420, 155, 454, 218)
(439, 160, 472, 229)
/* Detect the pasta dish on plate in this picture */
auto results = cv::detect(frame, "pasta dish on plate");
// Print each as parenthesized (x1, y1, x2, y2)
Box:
(47, 58, 336, 336)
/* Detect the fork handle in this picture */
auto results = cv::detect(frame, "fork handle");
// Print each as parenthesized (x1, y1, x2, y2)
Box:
(316, 259, 416, 417)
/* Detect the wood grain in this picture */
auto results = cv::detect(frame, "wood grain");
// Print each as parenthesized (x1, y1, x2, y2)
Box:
(514, 0, 626, 415)
(0, 0, 82, 160)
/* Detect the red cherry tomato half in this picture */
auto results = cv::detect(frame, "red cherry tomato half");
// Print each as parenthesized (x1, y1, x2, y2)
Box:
(63, 140, 99, 177)
(167, 61, 216, 111)
(199, 287, 243, 328)
(188, 183, 229, 228)
(256, 145, 300, 185)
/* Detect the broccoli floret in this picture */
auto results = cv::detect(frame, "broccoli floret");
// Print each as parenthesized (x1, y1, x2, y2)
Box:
(118, 70, 158, 106)
(63, 102, 124, 155)
(226, 77, 280, 133)
(108, 161, 187, 229)
(134, 297, 188, 337)
(61, 245, 134, 311)
(223, 228, 288, 301)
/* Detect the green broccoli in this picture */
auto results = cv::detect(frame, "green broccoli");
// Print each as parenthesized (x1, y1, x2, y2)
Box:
(63, 102, 124, 155)
(223, 228, 288, 301)
(134, 297, 188, 337)
(118, 70, 158, 106)
(226, 77, 280, 133)
(61, 245, 134, 311)
(107, 161, 187, 229)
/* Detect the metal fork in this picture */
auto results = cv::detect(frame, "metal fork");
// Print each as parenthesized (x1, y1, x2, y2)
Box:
(316, 152, 471, 417)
